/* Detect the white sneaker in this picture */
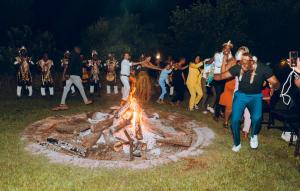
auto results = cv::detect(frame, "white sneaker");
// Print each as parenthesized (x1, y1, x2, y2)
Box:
(250, 135, 258, 149)
(207, 107, 215, 114)
(232, 144, 241, 152)
(194, 105, 199, 110)
(202, 110, 208, 114)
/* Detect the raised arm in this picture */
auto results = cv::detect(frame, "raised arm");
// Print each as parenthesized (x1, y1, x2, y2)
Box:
(181, 64, 189, 70)
(267, 75, 280, 90)
(142, 61, 162, 71)
(214, 71, 233, 81)
(189, 62, 203, 69)
(132, 57, 151, 66)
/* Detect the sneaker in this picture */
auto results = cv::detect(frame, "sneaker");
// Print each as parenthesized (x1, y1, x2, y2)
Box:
(250, 135, 258, 149)
(232, 144, 241, 152)
(207, 107, 215, 114)
(202, 110, 208, 114)
(194, 105, 199, 110)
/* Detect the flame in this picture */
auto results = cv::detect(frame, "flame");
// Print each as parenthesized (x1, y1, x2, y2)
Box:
(129, 97, 142, 130)
(120, 74, 144, 139)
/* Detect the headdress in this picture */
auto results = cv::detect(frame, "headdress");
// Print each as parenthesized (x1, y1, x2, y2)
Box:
(92, 50, 98, 57)
(222, 40, 233, 48)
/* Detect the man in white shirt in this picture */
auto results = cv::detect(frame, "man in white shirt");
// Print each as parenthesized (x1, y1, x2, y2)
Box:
(120, 53, 150, 102)
(212, 40, 233, 121)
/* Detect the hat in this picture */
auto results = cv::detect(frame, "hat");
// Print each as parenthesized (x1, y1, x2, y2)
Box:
(252, 56, 258, 63)
(19, 46, 27, 53)
(222, 40, 233, 48)
(92, 50, 98, 57)
(238, 46, 249, 53)
(20, 46, 27, 50)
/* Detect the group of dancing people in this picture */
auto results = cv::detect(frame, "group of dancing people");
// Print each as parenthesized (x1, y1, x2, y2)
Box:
(14, 41, 300, 152)
(118, 40, 282, 152)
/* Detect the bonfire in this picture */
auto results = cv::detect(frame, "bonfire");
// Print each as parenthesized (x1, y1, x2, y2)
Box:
(22, 74, 214, 167)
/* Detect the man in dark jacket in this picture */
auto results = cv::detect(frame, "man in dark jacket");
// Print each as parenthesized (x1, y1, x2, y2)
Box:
(53, 46, 92, 110)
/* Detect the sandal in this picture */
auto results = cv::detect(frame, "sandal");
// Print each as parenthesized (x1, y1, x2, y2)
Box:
(85, 100, 93, 105)
(52, 104, 69, 111)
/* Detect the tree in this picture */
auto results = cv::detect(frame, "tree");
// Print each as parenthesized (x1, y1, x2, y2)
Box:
(0, 26, 57, 75)
(244, 0, 300, 62)
(169, 0, 249, 59)
(82, 13, 163, 60)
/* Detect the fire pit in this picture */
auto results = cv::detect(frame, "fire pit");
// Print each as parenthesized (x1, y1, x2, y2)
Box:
(22, 89, 214, 169)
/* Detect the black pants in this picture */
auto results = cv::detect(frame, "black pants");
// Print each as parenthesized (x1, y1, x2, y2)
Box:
(172, 83, 185, 103)
(212, 80, 225, 118)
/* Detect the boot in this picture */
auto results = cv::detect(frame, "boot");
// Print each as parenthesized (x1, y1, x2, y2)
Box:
(114, 86, 118, 94)
(106, 85, 111, 94)
(170, 86, 174, 96)
(27, 86, 33, 97)
(41, 87, 46, 97)
(17, 86, 22, 97)
(90, 85, 95, 94)
(49, 87, 54, 96)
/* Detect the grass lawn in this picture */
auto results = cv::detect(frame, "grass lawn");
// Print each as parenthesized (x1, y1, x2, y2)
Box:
(0, 92, 299, 191)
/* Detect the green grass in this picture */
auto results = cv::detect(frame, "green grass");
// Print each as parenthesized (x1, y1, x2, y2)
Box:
(0, 92, 299, 191)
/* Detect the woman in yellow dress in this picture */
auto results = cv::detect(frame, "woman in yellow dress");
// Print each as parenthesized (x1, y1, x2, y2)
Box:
(186, 56, 203, 111)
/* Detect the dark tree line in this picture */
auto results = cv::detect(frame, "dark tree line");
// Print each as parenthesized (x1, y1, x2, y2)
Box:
(0, 0, 299, 74)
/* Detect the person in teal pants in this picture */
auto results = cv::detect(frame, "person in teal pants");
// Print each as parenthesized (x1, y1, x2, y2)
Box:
(214, 52, 280, 152)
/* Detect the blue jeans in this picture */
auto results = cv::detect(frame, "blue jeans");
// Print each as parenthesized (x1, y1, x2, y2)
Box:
(159, 78, 167, 100)
(231, 91, 263, 146)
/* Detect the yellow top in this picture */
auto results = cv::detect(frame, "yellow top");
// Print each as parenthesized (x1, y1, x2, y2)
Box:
(187, 62, 203, 85)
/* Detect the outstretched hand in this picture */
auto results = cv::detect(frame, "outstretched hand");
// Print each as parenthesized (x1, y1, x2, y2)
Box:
(145, 57, 151, 62)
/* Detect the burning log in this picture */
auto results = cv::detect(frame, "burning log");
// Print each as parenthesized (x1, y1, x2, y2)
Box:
(124, 129, 134, 161)
(113, 141, 124, 152)
(135, 124, 143, 140)
(109, 118, 131, 133)
(82, 132, 102, 148)
(90, 117, 114, 133)
(46, 137, 87, 157)
(56, 123, 90, 134)
(55, 125, 75, 134)
(157, 135, 192, 147)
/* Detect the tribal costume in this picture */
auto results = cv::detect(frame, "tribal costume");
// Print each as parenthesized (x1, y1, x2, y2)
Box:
(14, 46, 34, 97)
(87, 50, 101, 94)
(61, 51, 75, 94)
(136, 56, 162, 103)
(136, 65, 151, 103)
(104, 54, 119, 94)
(37, 54, 54, 96)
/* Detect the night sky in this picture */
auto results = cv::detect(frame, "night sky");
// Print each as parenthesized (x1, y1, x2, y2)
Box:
(0, 0, 197, 49)
(0, 0, 298, 65)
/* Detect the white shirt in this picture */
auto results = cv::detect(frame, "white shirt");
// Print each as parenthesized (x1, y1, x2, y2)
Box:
(202, 63, 212, 79)
(120, 59, 132, 76)
(213, 52, 232, 74)
(213, 52, 224, 74)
